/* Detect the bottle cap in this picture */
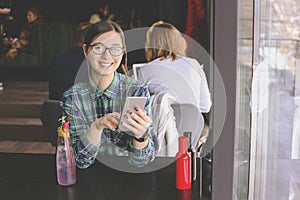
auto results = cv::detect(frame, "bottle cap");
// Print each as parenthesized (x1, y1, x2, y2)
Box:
(178, 136, 188, 153)
(183, 132, 192, 147)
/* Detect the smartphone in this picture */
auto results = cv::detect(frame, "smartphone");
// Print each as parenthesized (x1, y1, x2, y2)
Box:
(118, 96, 147, 132)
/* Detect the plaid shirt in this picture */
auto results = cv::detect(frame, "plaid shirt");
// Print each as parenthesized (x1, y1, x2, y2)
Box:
(62, 72, 155, 169)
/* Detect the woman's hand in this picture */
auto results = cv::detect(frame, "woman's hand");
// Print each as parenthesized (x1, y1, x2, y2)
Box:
(6, 48, 18, 59)
(87, 112, 120, 145)
(121, 107, 152, 139)
(92, 112, 120, 132)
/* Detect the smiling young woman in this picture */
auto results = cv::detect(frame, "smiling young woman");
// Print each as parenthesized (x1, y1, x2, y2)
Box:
(61, 21, 155, 169)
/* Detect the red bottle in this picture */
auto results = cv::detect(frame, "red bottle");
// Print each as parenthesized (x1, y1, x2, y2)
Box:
(176, 136, 191, 190)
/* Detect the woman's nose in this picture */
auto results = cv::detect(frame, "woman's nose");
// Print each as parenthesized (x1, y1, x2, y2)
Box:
(101, 48, 113, 59)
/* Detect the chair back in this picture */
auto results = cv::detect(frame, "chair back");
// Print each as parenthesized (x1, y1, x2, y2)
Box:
(132, 63, 146, 79)
(171, 103, 204, 150)
(40, 100, 63, 146)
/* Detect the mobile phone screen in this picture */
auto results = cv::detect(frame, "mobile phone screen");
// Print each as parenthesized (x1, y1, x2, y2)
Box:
(117, 96, 147, 132)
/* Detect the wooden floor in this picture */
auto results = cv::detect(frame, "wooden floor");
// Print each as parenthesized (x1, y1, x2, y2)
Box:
(0, 140, 55, 154)
(0, 81, 55, 154)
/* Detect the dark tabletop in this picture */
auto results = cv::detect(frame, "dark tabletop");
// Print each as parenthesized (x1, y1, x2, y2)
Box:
(0, 153, 204, 200)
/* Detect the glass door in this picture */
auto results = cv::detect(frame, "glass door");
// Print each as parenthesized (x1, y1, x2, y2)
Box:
(248, 0, 300, 199)
(233, 0, 300, 198)
(233, 0, 253, 198)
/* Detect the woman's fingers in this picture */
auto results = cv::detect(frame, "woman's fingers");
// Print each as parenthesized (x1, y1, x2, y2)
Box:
(124, 113, 144, 130)
(121, 122, 139, 134)
(111, 112, 120, 120)
(134, 107, 152, 124)
(122, 120, 146, 138)
(94, 113, 120, 131)
(122, 108, 151, 137)
(93, 109, 151, 136)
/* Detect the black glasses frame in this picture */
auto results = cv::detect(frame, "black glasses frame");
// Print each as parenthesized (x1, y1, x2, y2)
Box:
(89, 43, 125, 56)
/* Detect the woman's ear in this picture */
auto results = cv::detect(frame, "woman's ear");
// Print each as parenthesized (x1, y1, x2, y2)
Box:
(82, 44, 88, 57)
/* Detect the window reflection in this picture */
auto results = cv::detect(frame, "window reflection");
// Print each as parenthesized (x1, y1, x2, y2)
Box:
(247, 0, 300, 199)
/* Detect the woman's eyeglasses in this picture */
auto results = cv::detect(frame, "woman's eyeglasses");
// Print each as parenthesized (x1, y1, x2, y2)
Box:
(89, 43, 125, 56)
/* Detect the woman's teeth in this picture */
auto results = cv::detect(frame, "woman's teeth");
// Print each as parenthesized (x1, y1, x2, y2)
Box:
(101, 63, 112, 67)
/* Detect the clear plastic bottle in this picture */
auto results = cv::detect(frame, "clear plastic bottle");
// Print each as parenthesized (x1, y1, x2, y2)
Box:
(176, 136, 191, 190)
(56, 121, 76, 186)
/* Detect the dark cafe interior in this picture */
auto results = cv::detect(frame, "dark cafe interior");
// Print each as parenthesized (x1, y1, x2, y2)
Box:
(1, 0, 300, 200)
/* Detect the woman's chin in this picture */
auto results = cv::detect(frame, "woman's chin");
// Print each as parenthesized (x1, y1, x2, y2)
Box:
(99, 69, 115, 77)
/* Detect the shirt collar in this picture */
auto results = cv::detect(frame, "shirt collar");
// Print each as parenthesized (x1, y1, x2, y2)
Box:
(89, 72, 118, 100)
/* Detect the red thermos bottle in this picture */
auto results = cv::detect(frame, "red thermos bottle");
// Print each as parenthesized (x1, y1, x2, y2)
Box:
(176, 136, 191, 190)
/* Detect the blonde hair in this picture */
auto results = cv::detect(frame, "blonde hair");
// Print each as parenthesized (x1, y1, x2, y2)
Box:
(145, 21, 187, 62)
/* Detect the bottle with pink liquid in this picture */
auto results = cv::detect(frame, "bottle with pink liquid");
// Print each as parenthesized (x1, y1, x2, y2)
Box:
(56, 117, 76, 186)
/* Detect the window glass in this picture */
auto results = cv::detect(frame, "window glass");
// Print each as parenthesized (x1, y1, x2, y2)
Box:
(245, 0, 300, 199)
(234, 0, 253, 198)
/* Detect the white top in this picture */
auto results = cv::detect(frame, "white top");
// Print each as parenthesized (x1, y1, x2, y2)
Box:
(138, 56, 212, 113)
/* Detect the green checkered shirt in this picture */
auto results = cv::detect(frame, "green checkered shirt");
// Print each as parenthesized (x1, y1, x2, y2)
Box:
(62, 72, 155, 169)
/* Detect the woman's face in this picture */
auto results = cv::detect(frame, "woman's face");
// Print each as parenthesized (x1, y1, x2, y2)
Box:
(86, 31, 124, 79)
(103, 6, 110, 16)
(27, 11, 38, 23)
